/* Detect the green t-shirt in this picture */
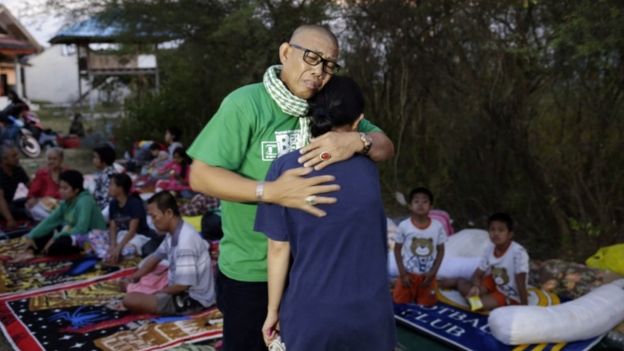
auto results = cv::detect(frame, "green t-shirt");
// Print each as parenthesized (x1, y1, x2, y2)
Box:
(187, 82, 381, 282)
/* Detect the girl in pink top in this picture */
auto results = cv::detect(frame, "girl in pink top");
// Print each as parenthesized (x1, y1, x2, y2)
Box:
(155, 147, 190, 192)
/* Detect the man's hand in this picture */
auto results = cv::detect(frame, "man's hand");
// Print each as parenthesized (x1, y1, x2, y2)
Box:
(42, 238, 55, 255)
(106, 245, 122, 264)
(298, 131, 361, 171)
(119, 274, 140, 291)
(264, 167, 340, 217)
(468, 284, 481, 297)
(21, 237, 36, 251)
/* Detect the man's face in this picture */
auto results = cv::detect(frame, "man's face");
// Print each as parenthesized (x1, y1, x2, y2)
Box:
(59, 180, 78, 201)
(279, 32, 339, 99)
(147, 203, 171, 234)
(2, 148, 19, 167)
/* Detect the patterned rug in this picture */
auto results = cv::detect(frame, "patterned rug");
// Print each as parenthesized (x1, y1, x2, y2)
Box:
(0, 243, 140, 296)
(0, 270, 222, 351)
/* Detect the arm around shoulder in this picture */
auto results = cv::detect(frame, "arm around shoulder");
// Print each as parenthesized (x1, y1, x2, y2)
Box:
(367, 132, 395, 162)
(189, 160, 259, 202)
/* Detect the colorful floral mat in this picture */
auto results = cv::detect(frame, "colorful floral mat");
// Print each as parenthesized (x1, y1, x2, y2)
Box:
(0, 239, 140, 296)
(0, 270, 223, 351)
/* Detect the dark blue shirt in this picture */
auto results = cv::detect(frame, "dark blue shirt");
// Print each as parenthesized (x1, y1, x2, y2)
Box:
(109, 196, 149, 234)
(255, 151, 396, 351)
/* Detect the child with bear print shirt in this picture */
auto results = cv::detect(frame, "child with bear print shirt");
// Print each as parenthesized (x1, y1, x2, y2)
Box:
(393, 187, 447, 306)
(444, 212, 529, 311)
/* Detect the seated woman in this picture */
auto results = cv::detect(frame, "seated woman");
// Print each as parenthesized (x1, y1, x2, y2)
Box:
(154, 147, 191, 193)
(92, 145, 116, 210)
(26, 147, 66, 221)
(132, 147, 189, 194)
(25, 170, 107, 256)
(164, 126, 183, 160)
(255, 77, 396, 350)
(140, 143, 168, 177)
(89, 173, 152, 263)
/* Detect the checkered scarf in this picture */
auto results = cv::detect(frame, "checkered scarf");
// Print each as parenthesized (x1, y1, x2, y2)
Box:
(263, 65, 311, 147)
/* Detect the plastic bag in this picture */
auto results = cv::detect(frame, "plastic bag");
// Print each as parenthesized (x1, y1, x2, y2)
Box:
(586, 243, 624, 275)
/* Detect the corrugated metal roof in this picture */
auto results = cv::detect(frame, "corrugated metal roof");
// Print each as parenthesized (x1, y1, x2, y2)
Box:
(0, 37, 37, 55)
(49, 16, 168, 45)
(49, 17, 122, 44)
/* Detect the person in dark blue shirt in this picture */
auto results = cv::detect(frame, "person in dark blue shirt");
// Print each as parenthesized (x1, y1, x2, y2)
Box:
(101, 173, 150, 263)
(255, 76, 396, 351)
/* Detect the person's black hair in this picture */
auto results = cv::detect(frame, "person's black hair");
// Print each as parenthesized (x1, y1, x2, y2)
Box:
(147, 191, 180, 216)
(111, 173, 132, 195)
(307, 76, 365, 138)
(488, 212, 514, 231)
(59, 170, 84, 192)
(172, 147, 191, 179)
(408, 187, 434, 204)
(166, 127, 182, 142)
(201, 212, 223, 241)
(149, 142, 162, 151)
(94, 145, 116, 166)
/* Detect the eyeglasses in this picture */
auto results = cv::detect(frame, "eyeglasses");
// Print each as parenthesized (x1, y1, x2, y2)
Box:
(289, 43, 341, 75)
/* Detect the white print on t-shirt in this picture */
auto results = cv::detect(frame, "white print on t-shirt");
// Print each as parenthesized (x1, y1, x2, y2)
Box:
(407, 237, 435, 273)
(478, 241, 529, 302)
(262, 129, 302, 161)
(491, 267, 518, 298)
(396, 219, 447, 274)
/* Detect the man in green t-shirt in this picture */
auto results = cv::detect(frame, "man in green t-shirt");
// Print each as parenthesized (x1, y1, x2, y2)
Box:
(188, 24, 394, 351)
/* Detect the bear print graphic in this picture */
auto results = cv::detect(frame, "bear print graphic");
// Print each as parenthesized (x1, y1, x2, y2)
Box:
(408, 238, 434, 272)
(492, 266, 518, 298)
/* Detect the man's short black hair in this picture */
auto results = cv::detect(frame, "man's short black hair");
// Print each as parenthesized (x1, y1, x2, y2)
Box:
(408, 187, 434, 204)
(94, 145, 116, 166)
(59, 170, 84, 192)
(111, 173, 132, 195)
(147, 191, 180, 216)
(488, 212, 514, 231)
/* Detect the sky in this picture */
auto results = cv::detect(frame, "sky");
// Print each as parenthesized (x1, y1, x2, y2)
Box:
(2, 0, 65, 46)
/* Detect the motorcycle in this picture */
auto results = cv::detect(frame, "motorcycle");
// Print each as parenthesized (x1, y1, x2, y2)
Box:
(21, 111, 58, 150)
(4, 115, 41, 158)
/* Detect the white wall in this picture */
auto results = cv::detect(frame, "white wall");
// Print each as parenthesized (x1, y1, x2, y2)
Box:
(24, 45, 80, 104)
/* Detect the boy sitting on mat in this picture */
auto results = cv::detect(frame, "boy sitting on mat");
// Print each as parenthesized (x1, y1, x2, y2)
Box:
(122, 191, 215, 315)
(393, 187, 447, 306)
(443, 212, 529, 310)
